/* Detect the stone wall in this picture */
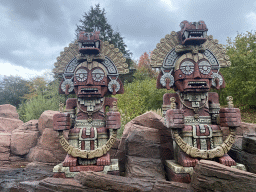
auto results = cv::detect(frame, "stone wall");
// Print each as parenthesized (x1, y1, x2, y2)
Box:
(0, 104, 23, 166)
(0, 105, 68, 166)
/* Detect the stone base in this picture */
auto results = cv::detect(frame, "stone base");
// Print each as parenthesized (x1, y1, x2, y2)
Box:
(53, 159, 119, 178)
(165, 160, 247, 183)
(165, 160, 193, 183)
(231, 163, 247, 171)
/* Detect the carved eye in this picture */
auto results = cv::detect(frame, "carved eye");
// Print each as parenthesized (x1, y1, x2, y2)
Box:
(180, 61, 194, 75)
(92, 68, 105, 81)
(75, 69, 88, 82)
(199, 60, 211, 74)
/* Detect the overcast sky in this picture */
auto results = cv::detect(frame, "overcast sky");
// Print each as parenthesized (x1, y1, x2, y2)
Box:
(0, 0, 256, 79)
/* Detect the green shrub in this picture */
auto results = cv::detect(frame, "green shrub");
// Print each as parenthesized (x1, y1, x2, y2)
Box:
(18, 79, 65, 122)
(220, 32, 256, 109)
(115, 78, 173, 136)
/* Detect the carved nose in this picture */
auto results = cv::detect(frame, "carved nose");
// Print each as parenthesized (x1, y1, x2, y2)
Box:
(86, 72, 93, 85)
(193, 65, 201, 79)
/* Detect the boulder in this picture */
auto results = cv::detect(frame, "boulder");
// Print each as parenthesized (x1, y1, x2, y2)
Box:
(26, 110, 68, 163)
(10, 120, 39, 156)
(131, 111, 166, 130)
(38, 110, 59, 134)
(19, 177, 106, 192)
(0, 104, 19, 119)
(126, 126, 161, 159)
(239, 122, 256, 136)
(117, 111, 171, 180)
(0, 117, 23, 133)
(27, 128, 68, 163)
(242, 135, 256, 154)
(125, 156, 165, 180)
(191, 160, 256, 192)
(0, 132, 11, 162)
(75, 171, 192, 192)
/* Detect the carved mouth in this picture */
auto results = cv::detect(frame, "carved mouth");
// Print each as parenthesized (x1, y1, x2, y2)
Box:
(78, 41, 100, 54)
(183, 31, 207, 39)
(79, 41, 100, 49)
(81, 87, 99, 94)
(188, 81, 207, 87)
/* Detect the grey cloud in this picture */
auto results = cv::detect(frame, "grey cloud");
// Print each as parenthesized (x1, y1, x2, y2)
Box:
(0, 0, 256, 73)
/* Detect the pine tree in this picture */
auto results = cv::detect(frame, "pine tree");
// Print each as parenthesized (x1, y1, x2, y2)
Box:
(76, 4, 132, 58)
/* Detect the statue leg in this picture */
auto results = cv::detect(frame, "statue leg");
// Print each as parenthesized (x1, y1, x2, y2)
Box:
(178, 150, 198, 167)
(218, 154, 236, 166)
(63, 154, 77, 167)
(96, 152, 111, 166)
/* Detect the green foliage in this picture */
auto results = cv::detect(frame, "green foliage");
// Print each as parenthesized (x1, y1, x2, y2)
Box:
(221, 31, 256, 109)
(76, 4, 131, 58)
(18, 78, 66, 122)
(115, 78, 173, 135)
(0, 76, 30, 107)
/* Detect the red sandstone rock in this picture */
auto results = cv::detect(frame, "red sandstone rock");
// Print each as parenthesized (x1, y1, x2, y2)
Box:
(0, 104, 19, 119)
(27, 128, 67, 163)
(0, 132, 11, 147)
(0, 117, 23, 133)
(38, 110, 59, 134)
(10, 120, 39, 156)
(27, 146, 61, 163)
(243, 135, 256, 154)
(126, 126, 161, 159)
(130, 111, 166, 130)
(191, 160, 256, 192)
(240, 122, 256, 136)
(117, 112, 171, 179)
(125, 156, 165, 180)
(0, 132, 11, 161)
(75, 171, 192, 192)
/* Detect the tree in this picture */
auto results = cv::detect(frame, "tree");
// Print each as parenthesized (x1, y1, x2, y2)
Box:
(134, 51, 158, 80)
(18, 78, 66, 122)
(76, 4, 132, 58)
(23, 77, 48, 100)
(0, 76, 30, 107)
(220, 31, 256, 109)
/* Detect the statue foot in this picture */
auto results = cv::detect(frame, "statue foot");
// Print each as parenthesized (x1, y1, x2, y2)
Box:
(178, 151, 198, 167)
(96, 153, 111, 166)
(218, 154, 236, 166)
(63, 154, 77, 167)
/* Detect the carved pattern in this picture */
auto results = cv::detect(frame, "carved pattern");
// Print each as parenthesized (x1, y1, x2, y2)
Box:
(151, 32, 231, 69)
(151, 31, 179, 68)
(103, 56, 118, 74)
(53, 40, 129, 77)
(58, 129, 117, 159)
(172, 128, 236, 159)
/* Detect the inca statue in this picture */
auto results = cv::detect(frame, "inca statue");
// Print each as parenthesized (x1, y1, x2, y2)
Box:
(52, 31, 129, 178)
(151, 21, 243, 182)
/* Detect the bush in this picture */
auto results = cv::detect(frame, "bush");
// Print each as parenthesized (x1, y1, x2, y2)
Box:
(18, 79, 66, 122)
(115, 77, 173, 136)
(220, 32, 256, 109)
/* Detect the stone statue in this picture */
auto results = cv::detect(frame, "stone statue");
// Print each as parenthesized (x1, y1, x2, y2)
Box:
(52, 31, 129, 178)
(151, 21, 243, 182)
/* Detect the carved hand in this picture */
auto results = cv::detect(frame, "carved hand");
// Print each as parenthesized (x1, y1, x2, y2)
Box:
(166, 109, 184, 129)
(219, 108, 241, 127)
(106, 111, 121, 129)
(53, 113, 71, 131)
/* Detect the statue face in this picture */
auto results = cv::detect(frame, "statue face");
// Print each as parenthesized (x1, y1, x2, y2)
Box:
(78, 31, 101, 55)
(174, 59, 213, 93)
(74, 66, 108, 98)
(179, 20, 208, 45)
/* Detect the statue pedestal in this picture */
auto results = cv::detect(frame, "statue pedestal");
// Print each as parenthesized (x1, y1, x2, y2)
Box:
(165, 160, 247, 183)
(53, 159, 119, 178)
(165, 160, 193, 183)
